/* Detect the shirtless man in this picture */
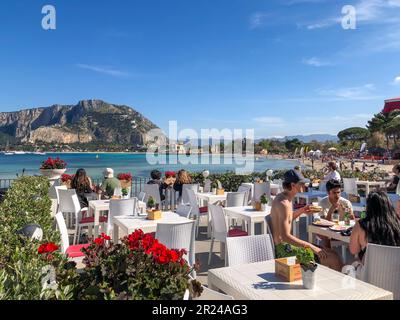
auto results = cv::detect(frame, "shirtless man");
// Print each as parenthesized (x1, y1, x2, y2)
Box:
(270, 170, 343, 271)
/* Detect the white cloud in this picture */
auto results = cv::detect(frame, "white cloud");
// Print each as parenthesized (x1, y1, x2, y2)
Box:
(316, 84, 381, 100)
(249, 12, 270, 29)
(302, 57, 332, 67)
(253, 117, 287, 127)
(393, 76, 400, 84)
(76, 64, 131, 77)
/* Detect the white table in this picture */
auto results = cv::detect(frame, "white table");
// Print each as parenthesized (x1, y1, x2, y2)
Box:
(89, 199, 146, 237)
(356, 181, 385, 195)
(224, 206, 271, 235)
(208, 260, 393, 300)
(112, 211, 192, 240)
(195, 192, 228, 205)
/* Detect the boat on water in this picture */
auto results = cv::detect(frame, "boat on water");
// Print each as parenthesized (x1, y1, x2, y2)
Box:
(13, 151, 26, 155)
(33, 152, 47, 155)
(4, 152, 14, 156)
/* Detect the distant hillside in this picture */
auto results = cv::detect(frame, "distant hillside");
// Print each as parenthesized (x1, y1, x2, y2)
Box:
(0, 99, 166, 147)
(280, 134, 338, 143)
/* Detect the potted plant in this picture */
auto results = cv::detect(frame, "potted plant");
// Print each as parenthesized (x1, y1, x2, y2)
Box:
(40, 157, 67, 179)
(121, 188, 129, 199)
(260, 193, 269, 211)
(147, 196, 156, 211)
(296, 247, 318, 290)
(78, 231, 203, 300)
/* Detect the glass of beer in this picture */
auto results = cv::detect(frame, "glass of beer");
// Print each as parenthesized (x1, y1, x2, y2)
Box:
(332, 211, 340, 225)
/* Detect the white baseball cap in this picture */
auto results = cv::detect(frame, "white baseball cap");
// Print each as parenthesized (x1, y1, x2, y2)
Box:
(103, 168, 114, 178)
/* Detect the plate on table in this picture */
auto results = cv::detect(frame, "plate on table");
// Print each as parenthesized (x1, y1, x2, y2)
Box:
(329, 225, 351, 232)
(312, 219, 335, 227)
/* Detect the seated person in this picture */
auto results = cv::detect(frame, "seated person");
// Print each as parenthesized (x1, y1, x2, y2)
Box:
(319, 179, 355, 222)
(386, 164, 400, 193)
(71, 168, 93, 208)
(173, 169, 193, 198)
(147, 170, 168, 201)
(270, 170, 343, 272)
(100, 168, 121, 198)
(349, 191, 400, 274)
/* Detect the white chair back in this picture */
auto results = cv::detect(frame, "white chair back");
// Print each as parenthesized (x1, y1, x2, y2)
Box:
(185, 189, 200, 217)
(176, 204, 192, 218)
(155, 221, 196, 266)
(138, 191, 146, 202)
(204, 179, 212, 193)
(361, 243, 400, 300)
(253, 182, 270, 202)
(182, 184, 199, 204)
(238, 185, 252, 204)
(107, 198, 136, 235)
(55, 212, 70, 254)
(209, 204, 228, 241)
(343, 178, 358, 196)
(226, 192, 246, 207)
(144, 184, 162, 205)
(226, 234, 275, 267)
(55, 185, 68, 205)
(58, 189, 81, 219)
(114, 187, 132, 197)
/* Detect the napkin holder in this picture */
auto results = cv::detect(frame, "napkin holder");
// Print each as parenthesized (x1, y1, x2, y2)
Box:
(275, 258, 302, 282)
(147, 210, 162, 220)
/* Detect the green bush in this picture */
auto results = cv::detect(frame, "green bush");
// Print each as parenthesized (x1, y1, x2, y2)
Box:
(0, 176, 79, 300)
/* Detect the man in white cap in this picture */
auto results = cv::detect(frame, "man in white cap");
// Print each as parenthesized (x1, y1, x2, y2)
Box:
(101, 168, 121, 198)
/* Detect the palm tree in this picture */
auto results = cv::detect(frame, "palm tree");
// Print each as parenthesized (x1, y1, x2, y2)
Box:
(367, 110, 400, 150)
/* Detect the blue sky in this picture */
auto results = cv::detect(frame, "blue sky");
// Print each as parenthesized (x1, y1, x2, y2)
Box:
(0, 0, 399, 138)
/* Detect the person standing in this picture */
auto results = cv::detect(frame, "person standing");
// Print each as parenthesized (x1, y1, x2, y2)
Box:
(323, 161, 341, 183)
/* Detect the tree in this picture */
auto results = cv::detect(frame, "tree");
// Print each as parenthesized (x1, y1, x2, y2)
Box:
(285, 138, 302, 152)
(337, 127, 370, 147)
(367, 110, 400, 150)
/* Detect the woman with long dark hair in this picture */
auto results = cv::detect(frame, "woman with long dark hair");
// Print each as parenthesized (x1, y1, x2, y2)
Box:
(349, 191, 400, 261)
(71, 168, 93, 208)
(173, 169, 193, 197)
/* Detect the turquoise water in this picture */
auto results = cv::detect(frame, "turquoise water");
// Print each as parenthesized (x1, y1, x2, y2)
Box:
(0, 153, 301, 179)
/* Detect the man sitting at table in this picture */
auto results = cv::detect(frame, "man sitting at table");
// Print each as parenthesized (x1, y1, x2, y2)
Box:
(270, 170, 343, 271)
(319, 179, 355, 221)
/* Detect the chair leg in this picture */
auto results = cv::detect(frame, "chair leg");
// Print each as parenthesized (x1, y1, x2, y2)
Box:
(208, 238, 215, 265)
(73, 225, 79, 245)
(196, 216, 200, 238)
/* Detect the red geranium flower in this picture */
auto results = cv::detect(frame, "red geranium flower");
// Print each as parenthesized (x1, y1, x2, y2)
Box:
(40, 157, 67, 169)
(38, 242, 59, 254)
(117, 173, 133, 181)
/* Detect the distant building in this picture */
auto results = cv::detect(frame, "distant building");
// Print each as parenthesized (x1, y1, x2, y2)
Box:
(383, 97, 400, 113)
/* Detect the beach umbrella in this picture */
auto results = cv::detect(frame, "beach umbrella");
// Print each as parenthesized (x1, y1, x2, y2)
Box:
(360, 143, 367, 153)
(328, 147, 337, 152)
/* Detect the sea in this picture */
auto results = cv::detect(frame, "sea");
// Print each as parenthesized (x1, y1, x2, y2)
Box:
(0, 153, 301, 180)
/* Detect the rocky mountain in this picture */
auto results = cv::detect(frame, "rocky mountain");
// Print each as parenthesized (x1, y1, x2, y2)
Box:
(0, 100, 165, 146)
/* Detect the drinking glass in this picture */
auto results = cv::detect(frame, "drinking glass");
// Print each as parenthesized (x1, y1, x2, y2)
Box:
(332, 212, 340, 224)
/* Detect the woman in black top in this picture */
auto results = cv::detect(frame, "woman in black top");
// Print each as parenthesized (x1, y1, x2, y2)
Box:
(350, 191, 400, 261)
(71, 168, 93, 208)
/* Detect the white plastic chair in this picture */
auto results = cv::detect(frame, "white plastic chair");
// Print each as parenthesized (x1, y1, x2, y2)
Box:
(107, 198, 136, 236)
(253, 182, 270, 202)
(155, 221, 196, 273)
(182, 184, 199, 204)
(241, 183, 254, 200)
(360, 243, 400, 300)
(185, 189, 207, 237)
(237, 186, 252, 205)
(55, 212, 89, 258)
(204, 179, 212, 193)
(208, 205, 248, 266)
(176, 204, 193, 218)
(226, 192, 247, 207)
(59, 189, 99, 245)
(138, 191, 146, 202)
(55, 185, 68, 216)
(343, 178, 358, 198)
(144, 184, 163, 207)
(226, 234, 275, 267)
